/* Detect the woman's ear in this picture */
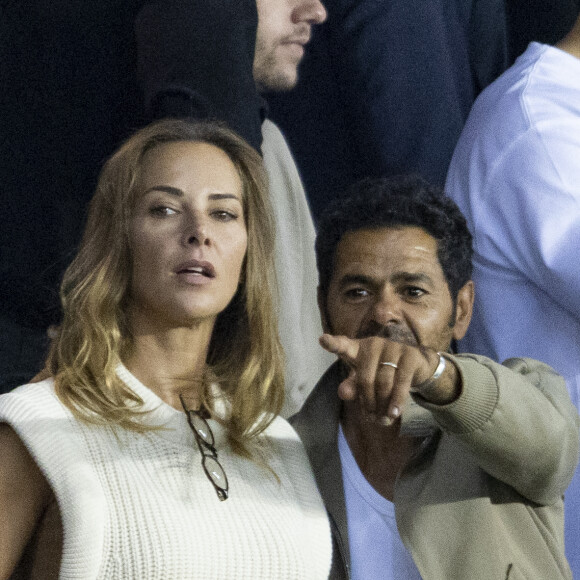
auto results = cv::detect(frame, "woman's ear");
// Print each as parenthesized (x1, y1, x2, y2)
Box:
(452, 280, 474, 341)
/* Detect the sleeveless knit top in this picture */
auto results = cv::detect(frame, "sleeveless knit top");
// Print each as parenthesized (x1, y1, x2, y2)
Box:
(0, 366, 332, 579)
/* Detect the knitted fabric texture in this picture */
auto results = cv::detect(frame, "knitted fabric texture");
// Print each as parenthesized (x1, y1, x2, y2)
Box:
(0, 366, 332, 579)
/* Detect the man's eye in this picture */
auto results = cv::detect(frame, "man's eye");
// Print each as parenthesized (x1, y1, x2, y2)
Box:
(344, 288, 369, 299)
(404, 287, 425, 298)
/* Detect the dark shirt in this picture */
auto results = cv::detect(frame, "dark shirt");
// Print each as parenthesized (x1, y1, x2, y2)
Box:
(267, 0, 508, 220)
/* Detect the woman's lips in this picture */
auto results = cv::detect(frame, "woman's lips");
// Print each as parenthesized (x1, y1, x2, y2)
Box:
(175, 260, 216, 284)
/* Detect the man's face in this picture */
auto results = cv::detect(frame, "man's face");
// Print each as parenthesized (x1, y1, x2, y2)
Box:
(321, 227, 473, 353)
(254, 0, 327, 92)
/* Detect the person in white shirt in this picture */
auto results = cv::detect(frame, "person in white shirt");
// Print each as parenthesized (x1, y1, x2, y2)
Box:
(0, 119, 332, 580)
(445, 13, 580, 574)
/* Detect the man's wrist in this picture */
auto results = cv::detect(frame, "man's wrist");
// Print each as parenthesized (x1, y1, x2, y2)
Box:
(414, 352, 461, 405)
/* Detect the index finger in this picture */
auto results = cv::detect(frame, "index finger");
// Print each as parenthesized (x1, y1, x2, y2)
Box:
(319, 334, 360, 368)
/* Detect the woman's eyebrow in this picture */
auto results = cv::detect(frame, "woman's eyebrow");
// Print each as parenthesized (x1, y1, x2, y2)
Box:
(208, 193, 242, 201)
(143, 185, 183, 197)
(142, 187, 241, 202)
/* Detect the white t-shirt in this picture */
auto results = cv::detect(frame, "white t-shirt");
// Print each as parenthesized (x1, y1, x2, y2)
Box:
(445, 41, 580, 575)
(338, 425, 422, 580)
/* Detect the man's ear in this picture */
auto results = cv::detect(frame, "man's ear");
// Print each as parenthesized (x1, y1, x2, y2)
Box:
(452, 280, 474, 341)
(317, 286, 331, 334)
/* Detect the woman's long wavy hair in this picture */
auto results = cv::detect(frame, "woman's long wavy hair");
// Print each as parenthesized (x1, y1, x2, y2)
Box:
(48, 118, 284, 453)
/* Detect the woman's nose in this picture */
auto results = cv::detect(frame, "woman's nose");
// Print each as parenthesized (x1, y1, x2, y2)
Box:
(182, 215, 211, 247)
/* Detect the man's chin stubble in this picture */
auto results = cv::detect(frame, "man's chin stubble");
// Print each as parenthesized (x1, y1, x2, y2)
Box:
(253, 56, 299, 92)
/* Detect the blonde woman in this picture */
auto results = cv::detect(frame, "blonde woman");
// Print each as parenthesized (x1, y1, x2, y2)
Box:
(0, 119, 332, 579)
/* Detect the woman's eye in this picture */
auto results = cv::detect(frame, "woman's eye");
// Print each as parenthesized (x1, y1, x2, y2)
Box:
(212, 210, 238, 221)
(150, 206, 177, 216)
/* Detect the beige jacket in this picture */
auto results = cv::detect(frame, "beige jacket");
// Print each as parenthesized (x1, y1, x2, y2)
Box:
(292, 354, 579, 579)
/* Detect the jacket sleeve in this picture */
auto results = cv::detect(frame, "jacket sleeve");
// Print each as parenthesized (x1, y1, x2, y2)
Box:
(417, 354, 580, 504)
(134, 0, 263, 152)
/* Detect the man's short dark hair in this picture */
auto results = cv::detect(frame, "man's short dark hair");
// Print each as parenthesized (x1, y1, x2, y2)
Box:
(315, 175, 473, 302)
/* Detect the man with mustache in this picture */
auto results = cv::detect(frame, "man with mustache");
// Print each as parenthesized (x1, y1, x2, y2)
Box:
(292, 175, 579, 579)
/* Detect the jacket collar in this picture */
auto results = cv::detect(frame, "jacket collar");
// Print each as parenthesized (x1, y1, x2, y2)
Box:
(291, 363, 350, 570)
(291, 361, 440, 573)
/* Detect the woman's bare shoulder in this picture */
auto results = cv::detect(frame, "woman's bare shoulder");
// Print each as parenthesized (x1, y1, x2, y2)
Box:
(0, 423, 53, 580)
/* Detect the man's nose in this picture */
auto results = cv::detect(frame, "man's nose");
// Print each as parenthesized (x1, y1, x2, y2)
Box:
(292, 0, 327, 26)
(370, 289, 402, 326)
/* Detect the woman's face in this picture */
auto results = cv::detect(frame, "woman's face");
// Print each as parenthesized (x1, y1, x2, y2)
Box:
(128, 141, 248, 329)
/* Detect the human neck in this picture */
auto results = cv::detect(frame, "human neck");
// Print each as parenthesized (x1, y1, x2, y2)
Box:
(556, 17, 580, 60)
(341, 401, 420, 501)
(125, 316, 214, 410)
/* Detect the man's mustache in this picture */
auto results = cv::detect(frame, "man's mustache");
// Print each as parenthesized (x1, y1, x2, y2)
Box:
(355, 321, 417, 346)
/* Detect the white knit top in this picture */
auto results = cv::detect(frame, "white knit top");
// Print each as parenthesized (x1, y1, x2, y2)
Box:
(0, 366, 332, 579)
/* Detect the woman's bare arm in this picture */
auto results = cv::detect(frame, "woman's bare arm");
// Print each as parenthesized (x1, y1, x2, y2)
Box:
(0, 423, 52, 579)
